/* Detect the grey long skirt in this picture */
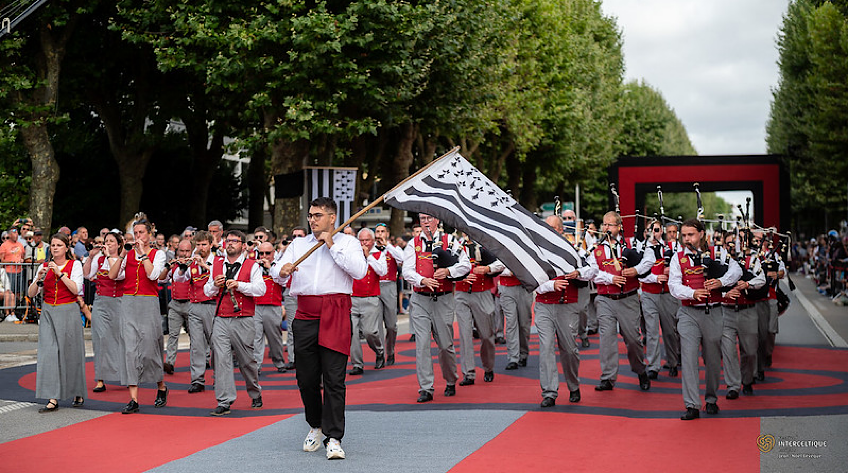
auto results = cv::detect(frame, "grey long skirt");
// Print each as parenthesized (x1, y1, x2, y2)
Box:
(36, 303, 86, 400)
(91, 294, 126, 383)
(121, 295, 164, 385)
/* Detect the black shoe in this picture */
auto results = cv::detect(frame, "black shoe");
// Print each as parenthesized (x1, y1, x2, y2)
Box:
(505, 362, 518, 370)
(348, 367, 364, 376)
(756, 371, 765, 382)
(154, 387, 168, 408)
(386, 355, 395, 366)
(680, 407, 700, 420)
(581, 338, 590, 348)
(540, 397, 556, 408)
(595, 380, 614, 391)
(163, 362, 174, 375)
(375, 354, 385, 370)
(495, 336, 506, 345)
(638, 372, 651, 391)
(742, 383, 754, 395)
(277, 366, 287, 373)
(569, 389, 581, 403)
(122, 400, 140, 414)
(257, 368, 262, 377)
(647, 370, 658, 380)
(765, 355, 772, 368)
(587, 329, 598, 335)
(459, 377, 475, 386)
(409, 334, 416, 342)
(472, 328, 479, 339)
(92, 384, 106, 393)
(518, 357, 527, 367)
(210, 405, 231, 416)
(668, 367, 679, 377)
(662, 364, 672, 370)
(283, 362, 296, 370)
(444, 385, 456, 397)
(188, 383, 205, 393)
(251, 396, 263, 409)
(72, 397, 85, 408)
(38, 400, 59, 413)
(726, 390, 739, 400)
(416, 391, 433, 403)
(705, 402, 719, 415)
(483, 371, 494, 383)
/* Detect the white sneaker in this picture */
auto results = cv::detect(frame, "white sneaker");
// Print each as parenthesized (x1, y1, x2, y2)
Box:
(303, 427, 323, 452)
(326, 438, 345, 460)
(4, 314, 19, 323)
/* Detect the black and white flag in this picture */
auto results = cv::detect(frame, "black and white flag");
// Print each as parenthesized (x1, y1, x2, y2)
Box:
(306, 167, 357, 225)
(384, 149, 586, 291)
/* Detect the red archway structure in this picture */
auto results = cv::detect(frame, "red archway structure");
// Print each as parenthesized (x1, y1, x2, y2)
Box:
(609, 155, 789, 238)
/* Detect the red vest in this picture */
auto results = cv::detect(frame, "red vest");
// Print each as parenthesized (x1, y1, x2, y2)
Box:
(641, 250, 668, 294)
(535, 276, 578, 304)
(723, 255, 759, 305)
(122, 249, 160, 296)
(379, 248, 399, 282)
(43, 261, 77, 306)
(455, 243, 494, 293)
(413, 234, 454, 293)
(255, 271, 284, 306)
(188, 259, 214, 303)
(169, 266, 191, 301)
(678, 247, 723, 307)
(499, 274, 522, 287)
(212, 258, 257, 317)
(594, 240, 639, 295)
(353, 251, 382, 297)
(94, 255, 123, 298)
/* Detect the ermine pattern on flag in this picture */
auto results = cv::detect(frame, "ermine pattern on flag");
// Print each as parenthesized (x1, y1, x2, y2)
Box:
(383, 150, 585, 290)
(307, 168, 357, 225)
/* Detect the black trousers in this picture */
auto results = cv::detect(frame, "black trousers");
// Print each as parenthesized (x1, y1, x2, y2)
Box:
(292, 318, 348, 441)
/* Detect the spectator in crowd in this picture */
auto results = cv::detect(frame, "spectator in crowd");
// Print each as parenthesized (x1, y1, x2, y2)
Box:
(24, 229, 47, 265)
(1, 265, 12, 322)
(73, 227, 90, 261)
(1, 227, 25, 319)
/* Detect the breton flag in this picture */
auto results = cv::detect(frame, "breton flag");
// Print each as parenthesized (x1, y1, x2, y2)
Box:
(305, 167, 358, 225)
(383, 148, 586, 291)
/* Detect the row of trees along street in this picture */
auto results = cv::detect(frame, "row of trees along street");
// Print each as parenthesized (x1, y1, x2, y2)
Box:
(2, 0, 704, 237)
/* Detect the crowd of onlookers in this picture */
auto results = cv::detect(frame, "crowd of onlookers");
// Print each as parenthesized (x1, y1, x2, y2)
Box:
(791, 229, 848, 304)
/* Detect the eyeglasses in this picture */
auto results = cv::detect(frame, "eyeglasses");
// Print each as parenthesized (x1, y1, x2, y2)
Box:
(307, 212, 332, 220)
(258, 251, 273, 255)
(225, 238, 243, 244)
(419, 216, 435, 222)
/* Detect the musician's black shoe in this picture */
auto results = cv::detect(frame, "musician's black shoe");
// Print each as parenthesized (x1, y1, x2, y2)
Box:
(742, 383, 754, 395)
(705, 402, 719, 415)
(680, 407, 699, 420)
(726, 390, 739, 400)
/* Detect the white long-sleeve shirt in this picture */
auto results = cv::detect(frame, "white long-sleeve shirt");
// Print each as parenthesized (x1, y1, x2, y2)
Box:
(535, 264, 598, 294)
(401, 231, 471, 289)
(172, 253, 215, 283)
(112, 250, 166, 282)
(272, 233, 367, 296)
(203, 252, 266, 298)
(587, 238, 655, 286)
(668, 246, 742, 302)
(367, 249, 389, 277)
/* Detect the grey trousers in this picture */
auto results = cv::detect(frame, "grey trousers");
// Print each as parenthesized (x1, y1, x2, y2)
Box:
(212, 315, 261, 408)
(410, 292, 458, 394)
(585, 290, 599, 332)
(721, 305, 759, 390)
(492, 293, 504, 339)
(757, 298, 778, 372)
(166, 300, 190, 366)
(455, 291, 496, 377)
(254, 304, 286, 369)
(596, 294, 647, 384)
(350, 296, 384, 368)
(92, 295, 126, 382)
(283, 290, 298, 364)
(536, 302, 580, 399)
(36, 303, 86, 400)
(576, 286, 591, 339)
(377, 281, 398, 359)
(499, 284, 533, 364)
(678, 305, 723, 409)
(641, 292, 680, 372)
(188, 302, 215, 385)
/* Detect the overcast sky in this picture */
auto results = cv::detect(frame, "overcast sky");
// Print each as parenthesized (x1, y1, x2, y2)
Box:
(601, 0, 790, 156)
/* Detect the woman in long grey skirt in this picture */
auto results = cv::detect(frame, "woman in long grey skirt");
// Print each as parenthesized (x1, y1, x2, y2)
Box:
(83, 231, 126, 392)
(109, 217, 168, 414)
(27, 233, 86, 413)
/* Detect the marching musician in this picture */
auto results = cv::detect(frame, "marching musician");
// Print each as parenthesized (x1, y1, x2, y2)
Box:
(752, 230, 785, 381)
(374, 223, 403, 366)
(161, 238, 193, 375)
(588, 211, 655, 392)
(253, 242, 289, 374)
(669, 219, 741, 420)
(348, 228, 388, 375)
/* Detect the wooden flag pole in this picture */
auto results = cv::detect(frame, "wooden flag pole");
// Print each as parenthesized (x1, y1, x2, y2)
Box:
(291, 146, 460, 268)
